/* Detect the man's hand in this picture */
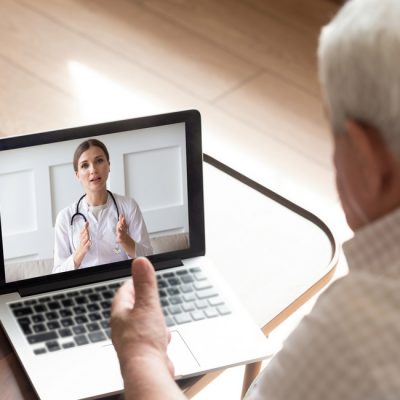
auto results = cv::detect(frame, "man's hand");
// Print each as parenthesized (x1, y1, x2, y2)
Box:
(111, 257, 184, 399)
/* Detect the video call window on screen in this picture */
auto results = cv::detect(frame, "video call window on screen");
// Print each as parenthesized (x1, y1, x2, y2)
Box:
(0, 123, 190, 283)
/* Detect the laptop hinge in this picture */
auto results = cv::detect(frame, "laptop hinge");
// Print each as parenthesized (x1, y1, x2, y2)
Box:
(17, 260, 184, 297)
(18, 268, 131, 297)
(154, 259, 183, 271)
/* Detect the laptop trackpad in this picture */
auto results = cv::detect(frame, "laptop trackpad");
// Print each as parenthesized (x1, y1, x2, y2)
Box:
(168, 330, 199, 377)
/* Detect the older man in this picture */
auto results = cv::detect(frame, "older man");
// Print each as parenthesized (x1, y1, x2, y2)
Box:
(111, 0, 400, 398)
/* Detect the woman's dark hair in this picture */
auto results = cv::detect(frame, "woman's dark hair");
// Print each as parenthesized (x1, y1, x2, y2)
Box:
(73, 139, 110, 172)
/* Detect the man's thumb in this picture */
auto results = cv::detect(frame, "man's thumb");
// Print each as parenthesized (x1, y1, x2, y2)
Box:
(131, 257, 158, 307)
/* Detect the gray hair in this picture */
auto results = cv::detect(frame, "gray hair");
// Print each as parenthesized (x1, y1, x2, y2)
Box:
(318, 0, 400, 158)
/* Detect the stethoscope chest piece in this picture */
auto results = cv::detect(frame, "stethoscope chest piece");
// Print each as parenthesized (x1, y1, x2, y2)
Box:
(113, 246, 121, 254)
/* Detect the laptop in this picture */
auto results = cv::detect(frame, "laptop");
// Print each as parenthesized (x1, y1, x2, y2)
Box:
(0, 110, 269, 400)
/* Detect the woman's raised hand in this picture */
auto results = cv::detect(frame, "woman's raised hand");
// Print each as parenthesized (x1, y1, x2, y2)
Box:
(73, 221, 91, 268)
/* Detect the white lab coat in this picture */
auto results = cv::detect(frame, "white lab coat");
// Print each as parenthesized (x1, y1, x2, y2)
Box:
(53, 193, 152, 273)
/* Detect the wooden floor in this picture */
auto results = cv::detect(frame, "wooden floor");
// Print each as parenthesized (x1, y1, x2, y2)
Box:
(0, 0, 348, 235)
(1, 0, 350, 398)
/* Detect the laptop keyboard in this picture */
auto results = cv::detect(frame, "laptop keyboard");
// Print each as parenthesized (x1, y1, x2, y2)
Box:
(9, 267, 231, 355)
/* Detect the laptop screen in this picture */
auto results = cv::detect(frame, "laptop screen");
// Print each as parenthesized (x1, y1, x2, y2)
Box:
(0, 110, 204, 291)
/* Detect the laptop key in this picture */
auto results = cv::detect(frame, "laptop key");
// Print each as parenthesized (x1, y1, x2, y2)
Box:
(34, 348, 47, 355)
(191, 310, 205, 321)
(61, 318, 74, 327)
(193, 281, 212, 290)
(59, 328, 73, 338)
(183, 293, 196, 302)
(182, 302, 196, 312)
(160, 299, 169, 308)
(61, 299, 74, 308)
(75, 315, 88, 324)
(45, 311, 59, 321)
(27, 331, 58, 344)
(38, 296, 51, 303)
(18, 321, 32, 335)
(204, 308, 219, 318)
(46, 341, 61, 352)
(195, 288, 218, 300)
(181, 275, 194, 284)
(87, 304, 100, 312)
(34, 304, 47, 313)
(217, 305, 231, 316)
(168, 278, 180, 286)
(208, 297, 225, 307)
(180, 284, 194, 293)
(32, 314, 45, 324)
(86, 322, 100, 332)
(176, 269, 188, 275)
(88, 293, 101, 302)
(47, 301, 61, 310)
(74, 335, 89, 346)
(100, 320, 109, 329)
(169, 296, 182, 305)
(102, 290, 114, 299)
(73, 306, 86, 315)
(167, 288, 180, 296)
(32, 323, 47, 333)
(88, 331, 106, 343)
(165, 316, 175, 327)
(62, 342, 76, 349)
(73, 325, 86, 335)
(24, 299, 37, 306)
(194, 272, 207, 281)
(75, 296, 88, 305)
(13, 307, 33, 317)
(169, 305, 182, 315)
(88, 313, 102, 322)
(157, 280, 168, 289)
(60, 309, 73, 318)
(195, 300, 208, 309)
(174, 313, 192, 325)
(100, 300, 111, 309)
(108, 282, 121, 289)
(47, 321, 61, 331)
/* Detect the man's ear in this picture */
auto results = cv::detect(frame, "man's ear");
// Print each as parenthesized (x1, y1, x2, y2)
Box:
(345, 119, 392, 197)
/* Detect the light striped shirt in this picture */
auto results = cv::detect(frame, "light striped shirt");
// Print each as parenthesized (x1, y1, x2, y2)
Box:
(246, 207, 400, 400)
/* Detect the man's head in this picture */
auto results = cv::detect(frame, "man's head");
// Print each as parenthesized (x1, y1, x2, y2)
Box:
(318, 0, 400, 230)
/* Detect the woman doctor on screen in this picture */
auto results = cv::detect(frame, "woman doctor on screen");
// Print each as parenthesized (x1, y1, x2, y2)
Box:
(53, 139, 152, 273)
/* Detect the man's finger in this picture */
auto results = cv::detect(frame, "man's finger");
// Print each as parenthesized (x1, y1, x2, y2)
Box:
(111, 278, 134, 317)
(132, 257, 159, 308)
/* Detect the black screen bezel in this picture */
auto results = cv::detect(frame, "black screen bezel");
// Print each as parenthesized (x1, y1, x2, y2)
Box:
(0, 109, 205, 295)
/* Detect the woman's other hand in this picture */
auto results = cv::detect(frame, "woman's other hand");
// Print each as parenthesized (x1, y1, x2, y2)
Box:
(73, 221, 91, 268)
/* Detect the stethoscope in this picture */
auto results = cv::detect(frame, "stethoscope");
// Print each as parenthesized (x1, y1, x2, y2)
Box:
(70, 190, 122, 254)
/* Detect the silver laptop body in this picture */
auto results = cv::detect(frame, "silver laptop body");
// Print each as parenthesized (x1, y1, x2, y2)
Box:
(0, 110, 269, 400)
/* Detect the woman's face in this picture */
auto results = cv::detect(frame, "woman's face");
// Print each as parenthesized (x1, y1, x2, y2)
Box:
(75, 146, 110, 194)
